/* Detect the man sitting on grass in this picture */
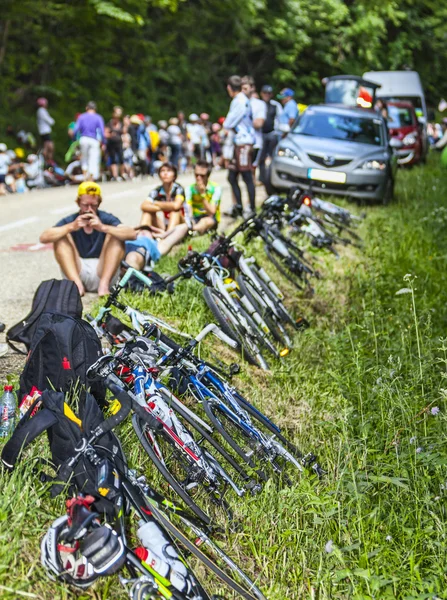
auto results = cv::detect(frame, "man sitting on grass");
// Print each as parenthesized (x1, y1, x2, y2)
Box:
(40, 181, 136, 297)
(185, 160, 222, 235)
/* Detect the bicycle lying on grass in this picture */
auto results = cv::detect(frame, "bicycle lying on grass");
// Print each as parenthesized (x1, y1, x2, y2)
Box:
(41, 359, 268, 599)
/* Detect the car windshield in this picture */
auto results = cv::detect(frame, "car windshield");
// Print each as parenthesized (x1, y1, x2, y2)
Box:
(387, 105, 415, 127)
(293, 111, 384, 146)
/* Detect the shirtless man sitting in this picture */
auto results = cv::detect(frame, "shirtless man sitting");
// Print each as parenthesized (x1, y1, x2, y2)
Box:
(40, 181, 136, 297)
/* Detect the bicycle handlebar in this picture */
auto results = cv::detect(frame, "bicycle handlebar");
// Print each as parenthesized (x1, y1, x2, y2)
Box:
(195, 323, 238, 348)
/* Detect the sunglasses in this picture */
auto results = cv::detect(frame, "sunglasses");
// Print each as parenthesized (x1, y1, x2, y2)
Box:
(79, 202, 100, 209)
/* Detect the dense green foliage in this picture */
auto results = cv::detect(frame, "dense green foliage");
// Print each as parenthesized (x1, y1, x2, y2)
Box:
(2, 155, 447, 598)
(1, 0, 446, 139)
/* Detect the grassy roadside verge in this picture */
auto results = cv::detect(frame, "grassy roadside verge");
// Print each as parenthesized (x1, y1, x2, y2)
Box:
(1, 155, 447, 599)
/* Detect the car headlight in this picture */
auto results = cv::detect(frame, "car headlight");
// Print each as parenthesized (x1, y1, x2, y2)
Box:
(402, 133, 417, 146)
(361, 160, 386, 171)
(277, 147, 301, 162)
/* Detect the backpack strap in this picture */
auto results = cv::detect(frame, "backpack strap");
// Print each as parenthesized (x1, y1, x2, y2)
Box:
(1, 408, 58, 470)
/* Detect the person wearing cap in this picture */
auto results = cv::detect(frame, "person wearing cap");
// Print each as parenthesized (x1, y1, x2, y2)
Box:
(258, 85, 283, 187)
(73, 102, 105, 181)
(223, 74, 256, 216)
(277, 88, 299, 128)
(40, 182, 136, 297)
(187, 114, 206, 161)
(36, 98, 55, 163)
(0, 143, 10, 196)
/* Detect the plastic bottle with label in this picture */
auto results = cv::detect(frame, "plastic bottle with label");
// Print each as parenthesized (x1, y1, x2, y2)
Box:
(0, 385, 17, 438)
(136, 520, 190, 593)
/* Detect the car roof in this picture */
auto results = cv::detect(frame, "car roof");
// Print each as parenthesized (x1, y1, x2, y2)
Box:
(306, 104, 384, 121)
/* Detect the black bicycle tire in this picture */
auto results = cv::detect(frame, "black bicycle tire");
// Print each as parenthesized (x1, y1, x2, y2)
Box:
(236, 275, 288, 346)
(157, 387, 253, 483)
(202, 287, 259, 367)
(233, 295, 278, 359)
(202, 399, 257, 467)
(250, 266, 299, 330)
(264, 244, 306, 291)
(232, 391, 303, 458)
(132, 414, 212, 526)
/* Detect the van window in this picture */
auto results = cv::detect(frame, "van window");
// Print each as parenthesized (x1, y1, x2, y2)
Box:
(387, 105, 415, 127)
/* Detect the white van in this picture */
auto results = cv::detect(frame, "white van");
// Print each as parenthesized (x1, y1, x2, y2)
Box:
(364, 70, 428, 159)
(363, 70, 427, 123)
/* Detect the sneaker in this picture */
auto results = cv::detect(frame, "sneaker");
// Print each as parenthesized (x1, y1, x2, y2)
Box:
(223, 205, 243, 219)
(0, 344, 8, 358)
(243, 208, 256, 219)
(0, 322, 5, 333)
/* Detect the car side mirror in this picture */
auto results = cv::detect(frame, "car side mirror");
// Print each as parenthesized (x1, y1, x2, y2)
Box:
(389, 137, 403, 149)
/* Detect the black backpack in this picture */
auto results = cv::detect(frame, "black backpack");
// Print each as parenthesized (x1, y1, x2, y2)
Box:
(1, 389, 125, 517)
(19, 312, 104, 403)
(7, 279, 82, 354)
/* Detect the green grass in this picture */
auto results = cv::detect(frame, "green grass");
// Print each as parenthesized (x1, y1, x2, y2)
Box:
(2, 155, 447, 599)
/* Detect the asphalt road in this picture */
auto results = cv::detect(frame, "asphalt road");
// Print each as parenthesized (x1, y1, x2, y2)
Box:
(0, 169, 250, 343)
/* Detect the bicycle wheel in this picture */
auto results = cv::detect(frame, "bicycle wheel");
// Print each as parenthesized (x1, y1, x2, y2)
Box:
(250, 265, 308, 331)
(157, 386, 258, 492)
(202, 287, 268, 369)
(236, 274, 290, 347)
(202, 399, 262, 469)
(264, 243, 312, 292)
(133, 414, 212, 525)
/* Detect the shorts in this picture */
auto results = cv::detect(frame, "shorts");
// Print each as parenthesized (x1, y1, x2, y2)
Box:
(62, 258, 120, 293)
(193, 214, 218, 227)
(0, 174, 5, 184)
(228, 144, 253, 172)
(41, 133, 52, 143)
(125, 236, 161, 265)
(107, 142, 123, 165)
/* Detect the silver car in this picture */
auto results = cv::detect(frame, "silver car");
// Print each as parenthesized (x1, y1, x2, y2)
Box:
(270, 104, 398, 203)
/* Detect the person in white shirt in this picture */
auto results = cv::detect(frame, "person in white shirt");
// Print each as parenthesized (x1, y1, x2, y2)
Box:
(223, 75, 256, 216)
(36, 97, 55, 163)
(241, 76, 266, 171)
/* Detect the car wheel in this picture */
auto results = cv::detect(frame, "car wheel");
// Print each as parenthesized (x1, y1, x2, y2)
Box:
(265, 164, 280, 196)
(381, 177, 394, 205)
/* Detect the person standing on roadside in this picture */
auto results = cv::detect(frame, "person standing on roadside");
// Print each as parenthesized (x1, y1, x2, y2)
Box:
(223, 75, 256, 217)
(277, 88, 299, 129)
(258, 84, 283, 187)
(74, 102, 105, 181)
(105, 106, 124, 181)
(36, 98, 55, 164)
(241, 76, 266, 181)
(40, 182, 136, 297)
(167, 118, 183, 168)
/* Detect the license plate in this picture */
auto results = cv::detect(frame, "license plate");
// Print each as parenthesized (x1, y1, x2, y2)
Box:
(307, 168, 346, 184)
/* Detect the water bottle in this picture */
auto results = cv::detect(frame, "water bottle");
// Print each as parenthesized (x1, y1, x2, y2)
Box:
(136, 520, 189, 592)
(0, 385, 17, 437)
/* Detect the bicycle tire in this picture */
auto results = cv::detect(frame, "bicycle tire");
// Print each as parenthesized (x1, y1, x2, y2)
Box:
(202, 287, 261, 368)
(236, 275, 290, 347)
(250, 266, 303, 331)
(157, 386, 255, 486)
(132, 414, 212, 526)
(264, 243, 308, 291)
(202, 399, 258, 467)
